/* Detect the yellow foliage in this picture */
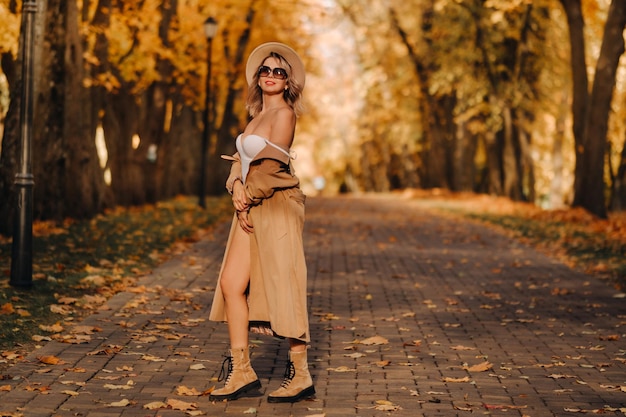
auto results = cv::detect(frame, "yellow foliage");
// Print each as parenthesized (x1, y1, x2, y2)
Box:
(0, 1, 20, 56)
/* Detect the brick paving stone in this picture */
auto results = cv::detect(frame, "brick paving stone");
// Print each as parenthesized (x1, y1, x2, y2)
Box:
(1, 195, 625, 417)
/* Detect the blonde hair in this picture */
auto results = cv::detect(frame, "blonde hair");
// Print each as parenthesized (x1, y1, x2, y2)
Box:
(246, 52, 304, 118)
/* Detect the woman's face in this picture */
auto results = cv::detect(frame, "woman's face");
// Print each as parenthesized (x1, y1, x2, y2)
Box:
(258, 57, 288, 94)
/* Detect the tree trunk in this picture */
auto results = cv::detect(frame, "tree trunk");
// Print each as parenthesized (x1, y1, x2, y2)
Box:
(361, 139, 390, 192)
(58, 0, 109, 218)
(502, 105, 522, 200)
(452, 122, 477, 192)
(519, 128, 535, 202)
(390, 5, 458, 191)
(484, 127, 504, 195)
(560, 0, 588, 207)
(207, 5, 255, 195)
(421, 115, 449, 189)
(162, 105, 200, 197)
(102, 89, 144, 205)
(28, 0, 108, 221)
(136, 0, 177, 203)
(0, 0, 110, 227)
(561, 0, 626, 217)
(576, 0, 626, 218)
(550, 92, 569, 208)
(610, 138, 626, 211)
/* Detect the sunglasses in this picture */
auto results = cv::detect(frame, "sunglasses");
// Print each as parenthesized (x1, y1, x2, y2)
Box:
(258, 65, 288, 80)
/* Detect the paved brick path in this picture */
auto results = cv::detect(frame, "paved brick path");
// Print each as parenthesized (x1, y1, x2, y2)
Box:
(1, 195, 625, 417)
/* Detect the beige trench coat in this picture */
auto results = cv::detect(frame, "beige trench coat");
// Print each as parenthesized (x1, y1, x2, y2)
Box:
(208, 147, 310, 342)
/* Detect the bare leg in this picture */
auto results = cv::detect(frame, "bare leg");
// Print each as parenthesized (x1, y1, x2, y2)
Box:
(209, 226, 260, 401)
(220, 225, 251, 349)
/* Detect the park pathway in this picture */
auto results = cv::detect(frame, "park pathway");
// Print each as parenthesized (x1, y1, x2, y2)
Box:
(0, 194, 624, 417)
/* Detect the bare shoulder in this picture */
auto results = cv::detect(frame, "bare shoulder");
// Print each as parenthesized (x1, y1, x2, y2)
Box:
(271, 107, 296, 146)
(275, 107, 296, 126)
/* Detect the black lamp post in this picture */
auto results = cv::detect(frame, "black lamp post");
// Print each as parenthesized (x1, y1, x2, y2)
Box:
(10, 0, 37, 288)
(198, 16, 218, 208)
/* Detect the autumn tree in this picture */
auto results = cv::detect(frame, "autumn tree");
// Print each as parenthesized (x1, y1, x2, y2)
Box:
(0, 0, 321, 234)
(0, 0, 110, 235)
(560, 0, 626, 218)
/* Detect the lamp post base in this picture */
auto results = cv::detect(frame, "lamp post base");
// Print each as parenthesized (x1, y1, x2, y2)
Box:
(10, 175, 34, 288)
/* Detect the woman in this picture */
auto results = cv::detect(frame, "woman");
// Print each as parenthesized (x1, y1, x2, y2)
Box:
(208, 42, 314, 404)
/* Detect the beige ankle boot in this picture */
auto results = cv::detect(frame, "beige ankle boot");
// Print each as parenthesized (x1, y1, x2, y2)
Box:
(267, 349, 315, 403)
(209, 347, 261, 401)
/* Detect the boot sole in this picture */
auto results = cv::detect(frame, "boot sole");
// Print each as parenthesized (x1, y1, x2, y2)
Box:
(209, 380, 262, 401)
(267, 385, 316, 403)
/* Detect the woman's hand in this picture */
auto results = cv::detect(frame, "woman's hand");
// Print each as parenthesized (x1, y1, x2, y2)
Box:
(237, 209, 253, 233)
(232, 179, 248, 212)
(232, 180, 252, 232)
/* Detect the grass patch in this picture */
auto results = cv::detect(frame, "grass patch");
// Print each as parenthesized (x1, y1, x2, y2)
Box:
(0, 195, 232, 360)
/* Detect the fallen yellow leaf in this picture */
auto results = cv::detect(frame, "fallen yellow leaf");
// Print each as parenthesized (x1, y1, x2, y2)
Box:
(374, 400, 401, 411)
(71, 325, 102, 334)
(359, 336, 389, 345)
(2, 351, 22, 360)
(176, 385, 201, 396)
(327, 366, 355, 372)
(104, 381, 134, 390)
(141, 354, 165, 362)
(442, 376, 470, 383)
(451, 345, 475, 351)
(464, 361, 493, 372)
(39, 322, 64, 333)
(64, 367, 86, 373)
(50, 304, 73, 315)
(38, 355, 62, 365)
(166, 398, 197, 411)
(56, 296, 79, 305)
(0, 303, 15, 315)
(143, 401, 167, 410)
(108, 398, 130, 407)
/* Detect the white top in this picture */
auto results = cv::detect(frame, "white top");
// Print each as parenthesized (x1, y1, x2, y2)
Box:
(236, 134, 291, 183)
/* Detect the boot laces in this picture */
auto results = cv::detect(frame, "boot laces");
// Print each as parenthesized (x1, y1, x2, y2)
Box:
(280, 360, 296, 388)
(217, 355, 233, 383)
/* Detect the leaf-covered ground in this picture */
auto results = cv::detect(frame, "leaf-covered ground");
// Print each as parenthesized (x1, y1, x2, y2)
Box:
(1, 191, 625, 373)
(404, 189, 626, 289)
(0, 196, 232, 368)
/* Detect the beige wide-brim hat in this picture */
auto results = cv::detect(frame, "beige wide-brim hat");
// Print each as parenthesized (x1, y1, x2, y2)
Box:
(245, 42, 306, 88)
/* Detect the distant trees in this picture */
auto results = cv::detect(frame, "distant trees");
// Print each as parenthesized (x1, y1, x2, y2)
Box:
(333, 0, 626, 218)
(0, 0, 625, 234)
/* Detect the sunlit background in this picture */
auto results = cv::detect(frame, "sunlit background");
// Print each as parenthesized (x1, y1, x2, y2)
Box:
(0, 0, 624, 216)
